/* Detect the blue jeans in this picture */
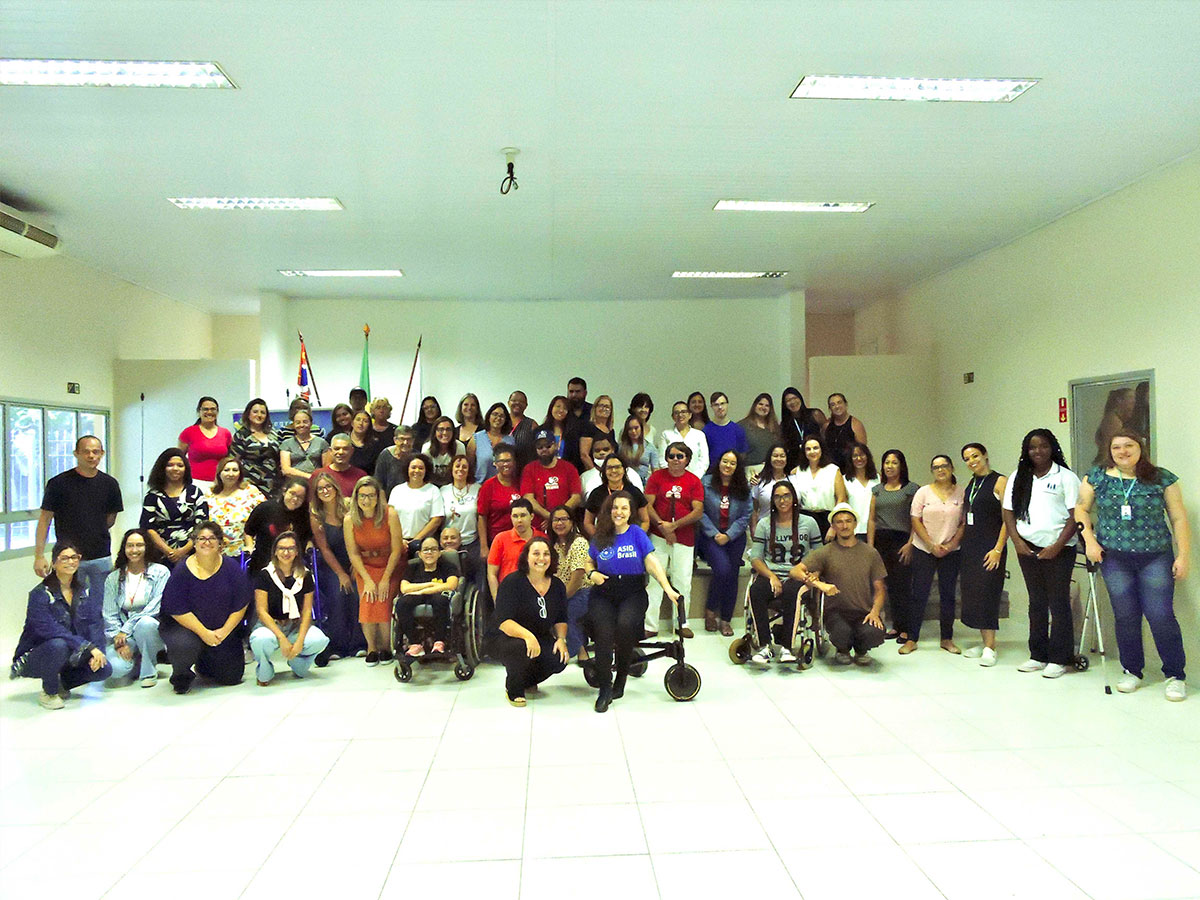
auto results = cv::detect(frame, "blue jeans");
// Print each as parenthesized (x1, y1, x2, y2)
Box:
(107, 617, 165, 681)
(1101, 551, 1185, 680)
(77, 556, 111, 645)
(699, 533, 747, 621)
(249, 622, 330, 683)
(566, 587, 591, 656)
(317, 563, 366, 659)
(19, 638, 112, 694)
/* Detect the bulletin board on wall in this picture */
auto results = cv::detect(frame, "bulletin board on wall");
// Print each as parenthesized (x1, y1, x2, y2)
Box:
(1068, 370, 1154, 474)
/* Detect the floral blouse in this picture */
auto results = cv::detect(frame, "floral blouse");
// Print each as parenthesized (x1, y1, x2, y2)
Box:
(207, 484, 267, 556)
(140, 484, 210, 550)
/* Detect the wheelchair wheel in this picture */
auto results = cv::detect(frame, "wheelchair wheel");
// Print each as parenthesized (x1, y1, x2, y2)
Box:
(465, 588, 487, 666)
(664, 663, 701, 701)
(728, 636, 751, 665)
(798, 637, 815, 669)
(394, 663, 413, 683)
(816, 635, 829, 657)
(454, 663, 474, 681)
(1074, 654, 1090, 672)
(630, 650, 649, 678)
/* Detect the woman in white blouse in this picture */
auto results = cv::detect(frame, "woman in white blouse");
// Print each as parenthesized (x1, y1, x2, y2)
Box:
(841, 442, 880, 536)
(791, 436, 847, 539)
(439, 454, 481, 586)
(388, 453, 445, 557)
(103, 529, 171, 687)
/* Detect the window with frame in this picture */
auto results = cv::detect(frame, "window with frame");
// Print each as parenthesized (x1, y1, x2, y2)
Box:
(1, 400, 110, 558)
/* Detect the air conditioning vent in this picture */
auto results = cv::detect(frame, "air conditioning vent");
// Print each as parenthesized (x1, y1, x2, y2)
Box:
(0, 203, 60, 258)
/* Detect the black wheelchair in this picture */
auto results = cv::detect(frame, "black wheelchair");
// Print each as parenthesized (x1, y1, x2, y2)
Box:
(392, 550, 481, 683)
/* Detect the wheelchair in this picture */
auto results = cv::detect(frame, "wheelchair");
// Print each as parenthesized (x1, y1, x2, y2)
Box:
(579, 591, 702, 702)
(392, 550, 480, 683)
(728, 576, 825, 670)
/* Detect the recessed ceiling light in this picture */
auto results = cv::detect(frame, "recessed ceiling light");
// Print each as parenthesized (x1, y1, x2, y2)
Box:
(279, 269, 403, 277)
(0, 59, 236, 88)
(672, 271, 787, 279)
(714, 200, 873, 213)
(168, 197, 343, 210)
(791, 74, 1037, 102)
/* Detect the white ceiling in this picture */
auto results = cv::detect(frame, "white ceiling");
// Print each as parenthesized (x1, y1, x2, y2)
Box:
(2, 0, 1199, 314)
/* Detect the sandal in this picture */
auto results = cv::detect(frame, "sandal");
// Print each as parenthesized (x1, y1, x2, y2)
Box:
(406, 644, 424, 658)
(898, 641, 918, 655)
(507, 692, 527, 707)
(940, 640, 962, 655)
(431, 641, 446, 655)
(719, 620, 734, 637)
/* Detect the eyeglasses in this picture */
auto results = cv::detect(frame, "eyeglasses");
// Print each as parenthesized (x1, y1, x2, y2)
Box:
(420, 546, 440, 553)
(932, 464, 952, 471)
(198, 406, 218, 413)
(277, 546, 297, 553)
(196, 535, 220, 544)
(667, 453, 686, 460)
(56, 553, 82, 562)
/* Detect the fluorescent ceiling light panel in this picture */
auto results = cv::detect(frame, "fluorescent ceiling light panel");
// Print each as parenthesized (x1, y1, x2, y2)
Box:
(279, 269, 403, 278)
(672, 271, 786, 279)
(714, 200, 873, 213)
(169, 197, 343, 210)
(0, 59, 236, 88)
(791, 74, 1037, 102)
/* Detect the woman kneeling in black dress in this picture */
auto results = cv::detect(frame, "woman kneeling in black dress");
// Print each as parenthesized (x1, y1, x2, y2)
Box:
(490, 536, 570, 706)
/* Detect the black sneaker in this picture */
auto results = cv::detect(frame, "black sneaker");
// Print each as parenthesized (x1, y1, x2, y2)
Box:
(595, 685, 613, 713)
(378, 648, 393, 663)
(365, 651, 380, 667)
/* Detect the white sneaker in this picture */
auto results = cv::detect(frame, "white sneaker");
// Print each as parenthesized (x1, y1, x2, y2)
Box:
(140, 676, 157, 688)
(1042, 663, 1067, 679)
(1017, 659, 1046, 673)
(980, 647, 998, 667)
(777, 645, 797, 664)
(750, 645, 773, 665)
(38, 691, 65, 710)
(1116, 671, 1142, 693)
(1165, 677, 1187, 702)
(963, 645, 984, 659)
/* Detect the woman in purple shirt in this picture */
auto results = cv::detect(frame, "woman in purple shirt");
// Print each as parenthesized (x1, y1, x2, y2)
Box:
(160, 520, 250, 693)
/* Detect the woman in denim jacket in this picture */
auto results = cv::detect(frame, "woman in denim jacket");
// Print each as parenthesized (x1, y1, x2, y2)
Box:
(11, 541, 112, 709)
(699, 451, 753, 635)
(103, 529, 171, 688)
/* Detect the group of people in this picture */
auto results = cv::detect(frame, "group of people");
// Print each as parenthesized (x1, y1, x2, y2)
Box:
(12, 378, 1191, 714)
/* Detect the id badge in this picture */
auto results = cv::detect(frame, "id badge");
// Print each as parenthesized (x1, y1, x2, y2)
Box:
(1121, 504, 1133, 520)
(966, 512, 974, 526)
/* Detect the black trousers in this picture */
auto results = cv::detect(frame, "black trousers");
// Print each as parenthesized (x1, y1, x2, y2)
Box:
(874, 528, 912, 631)
(395, 593, 452, 645)
(747, 575, 804, 647)
(491, 634, 567, 697)
(909, 548, 961, 642)
(587, 575, 648, 687)
(825, 607, 887, 655)
(161, 620, 245, 688)
(1018, 547, 1076, 665)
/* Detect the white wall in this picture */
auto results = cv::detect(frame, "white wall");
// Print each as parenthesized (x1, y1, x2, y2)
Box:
(0, 256, 214, 646)
(282, 293, 806, 430)
(857, 152, 1200, 669)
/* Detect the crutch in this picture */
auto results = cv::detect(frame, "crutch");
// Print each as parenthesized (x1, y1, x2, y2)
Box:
(1073, 553, 1112, 694)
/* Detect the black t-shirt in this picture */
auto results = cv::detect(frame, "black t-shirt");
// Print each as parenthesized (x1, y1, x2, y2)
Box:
(245, 501, 312, 573)
(403, 556, 460, 592)
(585, 482, 647, 517)
(41, 469, 124, 559)
(492, 572, 566, 641)
(253, 568, 315, 621)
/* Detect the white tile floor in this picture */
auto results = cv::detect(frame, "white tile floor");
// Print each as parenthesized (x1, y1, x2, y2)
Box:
(1, 628, 1198, 900)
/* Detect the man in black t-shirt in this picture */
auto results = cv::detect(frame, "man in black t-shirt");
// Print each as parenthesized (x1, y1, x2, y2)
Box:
(34, 435, 124, 623)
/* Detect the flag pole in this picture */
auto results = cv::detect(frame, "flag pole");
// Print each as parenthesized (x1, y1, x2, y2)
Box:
(401, 335, 423, 423)
(298, 330, 322, 405)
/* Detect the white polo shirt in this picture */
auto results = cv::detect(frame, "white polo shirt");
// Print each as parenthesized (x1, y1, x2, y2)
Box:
(1002, 463, 1081, 547)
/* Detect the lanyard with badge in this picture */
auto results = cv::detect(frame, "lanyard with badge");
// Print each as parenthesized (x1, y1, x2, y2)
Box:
(965, 475, 987, 526)
(1117, 472, 1136, 521)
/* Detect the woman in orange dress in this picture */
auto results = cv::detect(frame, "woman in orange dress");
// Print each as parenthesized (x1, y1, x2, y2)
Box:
(344, 476, 404, 667)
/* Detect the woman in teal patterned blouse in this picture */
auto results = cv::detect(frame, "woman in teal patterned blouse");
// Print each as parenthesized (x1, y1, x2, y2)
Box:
(1077, 429, 1191, 702)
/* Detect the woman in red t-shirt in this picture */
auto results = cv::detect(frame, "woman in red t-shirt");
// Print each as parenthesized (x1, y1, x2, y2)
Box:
(178, 396, 233, 489)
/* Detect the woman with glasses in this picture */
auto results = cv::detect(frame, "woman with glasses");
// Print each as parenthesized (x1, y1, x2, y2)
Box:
(583, 454, 649, 538)
(309, 471, 364, 662)
(422, 416, 467, 487)
(249, 531, 329, 685)
(578, 395, 617, 472)
(103, 529, 170, 688)
(178, 396, 233, 491)
(411, 395, 443, 449)
(11, 541, 111, 709)
(397, 536, 461, 658)
(473, 402, 512, 483)
(900, 455, 965, 656)
(346, 476, 405, 666)
(160, 521, 250, 693)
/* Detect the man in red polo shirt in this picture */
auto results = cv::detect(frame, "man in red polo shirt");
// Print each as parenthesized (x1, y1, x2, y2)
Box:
(520, 429, 582, 531)
(486, 499, 544, 598)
